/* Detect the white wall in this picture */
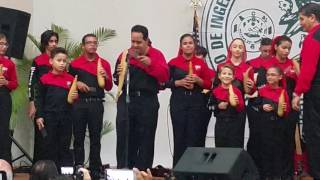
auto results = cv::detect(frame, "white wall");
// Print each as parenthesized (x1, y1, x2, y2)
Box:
(29, 0, 201, 168)
(0, 0, 32, 13)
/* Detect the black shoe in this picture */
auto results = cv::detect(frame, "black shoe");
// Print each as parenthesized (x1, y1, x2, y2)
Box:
(90, 170, 104, 180)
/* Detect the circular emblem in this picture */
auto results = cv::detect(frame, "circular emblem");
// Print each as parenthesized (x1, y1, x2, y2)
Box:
(230, 9, 275, 52)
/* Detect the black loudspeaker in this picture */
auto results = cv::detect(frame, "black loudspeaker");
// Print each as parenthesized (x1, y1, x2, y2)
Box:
(0, 7, 31, 59)
(173, 147, 259, 180)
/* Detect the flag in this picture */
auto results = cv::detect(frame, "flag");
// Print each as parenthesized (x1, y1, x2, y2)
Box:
(192, 9, 200, 45)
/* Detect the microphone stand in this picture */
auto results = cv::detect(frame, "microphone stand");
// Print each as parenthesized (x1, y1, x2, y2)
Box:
(124, 53, 130, 168)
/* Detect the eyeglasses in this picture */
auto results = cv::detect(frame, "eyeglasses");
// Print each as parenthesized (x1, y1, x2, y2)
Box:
(0, 42, 9, 48)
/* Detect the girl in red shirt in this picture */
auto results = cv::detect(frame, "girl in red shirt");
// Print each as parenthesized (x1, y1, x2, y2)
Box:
(263, 35, 300, 177)
(167, 34, 213, 166)
(256, 66, 290, 179)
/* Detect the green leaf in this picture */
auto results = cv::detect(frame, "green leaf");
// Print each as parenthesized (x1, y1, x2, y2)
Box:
(64, 41, 82, 59)
(51, 23, 70, 43)
(27, 34, 41, 52)
(10, 59, 32, 129)
(92, 27, 116, 45)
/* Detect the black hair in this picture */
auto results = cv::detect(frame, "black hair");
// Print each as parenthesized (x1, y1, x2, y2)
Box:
(131, 25, 149, 41)
(179, 33, 195, 45)
(40, 30, 59, 53)
(195, 46, 208, 58)
(0, 33, 8, 42)
(260, 38, 272, 46)
(50, 47, 68, 59)
(81, 33, 97, 45)
(299, 3, 320, 22)
(29, 160, 59, 180)
(274, 35, 292, 46)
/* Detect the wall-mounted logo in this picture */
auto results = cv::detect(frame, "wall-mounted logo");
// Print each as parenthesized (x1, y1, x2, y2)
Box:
(230, 9, 274, 52)
(200, 0, 318, 69)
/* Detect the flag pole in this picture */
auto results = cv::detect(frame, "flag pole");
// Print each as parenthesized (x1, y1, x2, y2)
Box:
(190, 0, 202, 44)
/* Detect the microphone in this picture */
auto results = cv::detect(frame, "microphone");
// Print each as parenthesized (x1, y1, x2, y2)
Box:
(40, 128, 48, 138)
(128, 48, 138, 59)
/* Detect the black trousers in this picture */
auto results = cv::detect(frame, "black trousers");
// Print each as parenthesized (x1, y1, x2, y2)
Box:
(303, 86, 320, 178)
(170, 92, 208, 167)
(255, 113, 287, 178)
(33, 119, 46, 163)
(72, 100, 104, 171)
(116, 93, 159, 170)
(0, 92, 12, 163)
(246, 101, 260, 168)
(283, 110, 299, 176)
(42, 111, 73, 169)
(214, 112, 246, 148)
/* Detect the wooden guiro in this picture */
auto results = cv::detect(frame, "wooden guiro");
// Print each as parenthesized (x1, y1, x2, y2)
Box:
(97, 58, 105, 88)
(67, 75, 78, 104)
(0, 64, 3, 78)
(115, 49, 129, 102)
(243, 67, 252, 94)
(277, 89, 285, 117)
(229, 85, 238, 107)
(188, 61, 193, 75)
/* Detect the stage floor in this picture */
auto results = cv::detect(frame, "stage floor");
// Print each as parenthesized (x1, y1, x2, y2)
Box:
(13, 173, 29, 180)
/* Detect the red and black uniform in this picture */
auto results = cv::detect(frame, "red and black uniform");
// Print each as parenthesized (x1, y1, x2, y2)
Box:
(265, 57, 297, 99)
(294, 24, 320, 178)
(255, 85, 290, 179)
(264, 56, 298, 175)
(215, 60, 255, 149)
(69, 54, 112, 172)
(35, 71, 74, 169)
(28, 53, 51, 163)
(114, 47, 168, 170)
(166, 54, 212, 167)
(212, 85, 244, 148)
(0, 56, 18, 163)
(246, 56, 273, 167)
(28, 53, 52, 101)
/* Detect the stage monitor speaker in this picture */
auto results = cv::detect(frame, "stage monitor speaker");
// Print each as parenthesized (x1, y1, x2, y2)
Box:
(0, 7, 31, 59)
(173, 147, 259, 180)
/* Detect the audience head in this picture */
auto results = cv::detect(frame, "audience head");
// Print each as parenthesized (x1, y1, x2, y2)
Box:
(40, 30, 59, 54)
(195, 46, 208, 59)
(30, 160, 58, 180)
(259, 38, 272, 59)
(299, 3, 320, 31)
